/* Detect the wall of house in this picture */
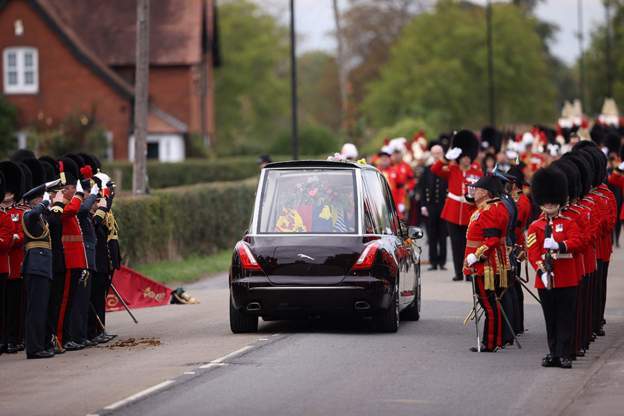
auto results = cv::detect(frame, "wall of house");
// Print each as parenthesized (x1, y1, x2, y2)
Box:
(0, 0, 131, 159)
(148, 66, 193, 129)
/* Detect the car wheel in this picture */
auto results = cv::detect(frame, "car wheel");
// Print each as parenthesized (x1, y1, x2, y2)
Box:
(229, 298, 258, 333)
(376, 283, 399, 333)
(401, 284, 420, 321)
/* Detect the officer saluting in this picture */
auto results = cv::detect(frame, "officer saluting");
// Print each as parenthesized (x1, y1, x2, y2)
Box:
(463, 175, 507, 352)
(527, 167, 583, 369)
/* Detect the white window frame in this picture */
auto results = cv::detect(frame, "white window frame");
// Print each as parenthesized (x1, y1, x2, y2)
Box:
(3, 47, 38, 94)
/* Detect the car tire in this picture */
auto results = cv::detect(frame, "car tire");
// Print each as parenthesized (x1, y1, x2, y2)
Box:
(229, 298, 258, 333)
(375, 284, 399, 333)
(401, 275, 421, 321)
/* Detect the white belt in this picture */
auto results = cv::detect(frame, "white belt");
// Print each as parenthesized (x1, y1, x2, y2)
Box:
(447, 192, 472, 204)
(542, 253, 573, 260)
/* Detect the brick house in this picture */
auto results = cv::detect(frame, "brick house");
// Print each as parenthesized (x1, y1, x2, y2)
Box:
(0, 0, 220, 161)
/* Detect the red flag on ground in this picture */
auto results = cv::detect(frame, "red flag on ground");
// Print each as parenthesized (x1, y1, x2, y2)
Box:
(106, 266, 172, 311)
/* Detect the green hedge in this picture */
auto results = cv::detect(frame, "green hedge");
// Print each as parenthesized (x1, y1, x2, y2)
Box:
(113, 178, 257, 265)
(103, 157, 260, 190)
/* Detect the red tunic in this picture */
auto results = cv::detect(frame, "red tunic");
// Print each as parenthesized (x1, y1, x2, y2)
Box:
(7, 205, 25, 279)
(527, 213, 583, 289)
(431, 160, 482, 226)
(595, 184, 617, 260)
(0, 209, 14, 274)
(463, 199, 508, 280)
(561, 205, 588, 282)
(608, 171, 624, 220)
(514, 193, 532, 245)
(61, 195, 87, 270)
(577, 198, 598, 274)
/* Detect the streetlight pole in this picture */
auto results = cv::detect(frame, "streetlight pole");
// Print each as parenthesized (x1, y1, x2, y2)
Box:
(578, 0, 586, 106)
(605, 0, 613, 98)
(486, 0, 495, 127)
(289, 0, 299, 160)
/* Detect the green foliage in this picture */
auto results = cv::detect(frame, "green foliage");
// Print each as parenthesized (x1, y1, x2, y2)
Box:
(581, 2, 624, 114)
(362, 2, 556, 132)
(271, 124, 341, 156)
(298, 51, 341, 132)
(102, 157, 260, 190)
(114, 178, 257, 265)
(0, 96, 17, 159)
(186, 133, 210, 158)
(134, 250, 232, 283)
(361, 117, 434, 156)
(215, 0, 289, 156)
(27, 110, 108, 158)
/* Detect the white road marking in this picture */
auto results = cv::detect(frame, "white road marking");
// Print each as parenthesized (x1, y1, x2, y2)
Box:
(103, 380, 175, 410)
(183, 371, 196, 375)
(198, 362, 228, 369)
(211, 345, 254, 363)
(258, 338, 269, 341)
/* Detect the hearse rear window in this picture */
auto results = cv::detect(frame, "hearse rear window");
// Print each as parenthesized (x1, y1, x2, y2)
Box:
(258, 169, 358, 234)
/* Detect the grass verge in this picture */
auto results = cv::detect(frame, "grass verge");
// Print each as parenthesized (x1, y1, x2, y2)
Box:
(134, 250, 232, 284)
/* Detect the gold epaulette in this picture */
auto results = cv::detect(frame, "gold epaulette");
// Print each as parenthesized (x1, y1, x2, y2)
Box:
(526, 233, 537, 248)
(94, 209, 106, 220)
(50, 206, 63, 214)
(475, 245, 488, 259)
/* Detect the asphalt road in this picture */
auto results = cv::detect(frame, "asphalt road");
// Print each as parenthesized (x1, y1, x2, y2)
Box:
(3, 244, 624, 416)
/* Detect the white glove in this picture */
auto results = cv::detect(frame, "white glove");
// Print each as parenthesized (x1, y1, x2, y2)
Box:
(543, 237, 559, 250)
(43, 192, 51, 203)
(76, 180, 84, 194)
(466, 253, 478, 266)
(90, 184, 100, 196)
(618, 161, 624, 171)
(12, 234, 19, 241)
(445, 147, 462, 161)
(540, 272, 550, 287)
(398, 203, 405, 214)
(420, 206, 429, 217)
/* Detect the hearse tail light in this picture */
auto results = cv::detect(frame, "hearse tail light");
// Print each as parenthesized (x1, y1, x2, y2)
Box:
(351, 242, 380, 271)
(236, 242, 262, 271)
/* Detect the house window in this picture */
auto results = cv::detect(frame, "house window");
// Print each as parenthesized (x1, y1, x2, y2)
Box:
(3, 47, 38, 94)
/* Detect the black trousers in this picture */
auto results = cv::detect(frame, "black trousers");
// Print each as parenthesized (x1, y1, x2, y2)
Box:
(600, 260, 609, 327)
(425, 212, 447, 267)
(581, 275, 591, 350)
(88, 271, 109, 339)
(24, 274, 51, 355)
(0, 273, 6, 347)
(513, 276, 524, 334)
(447, 222, 467, 280)
(6, 278, 23, 344)
(539, 286, 577, 359)
(60, 269, 87, 344)
(499, 285, 516, 345)
(47, 271, 66, 345)
(475, 276, 502, 350)
(67, 270, 91, 344)
(592, 265, 604, 333)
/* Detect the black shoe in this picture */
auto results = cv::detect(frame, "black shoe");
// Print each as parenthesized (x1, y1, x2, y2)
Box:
(27, 350, 55, 359)
(439, 265, 448, 271)
(54, 344, 66, 354)
(576, 350, 585, 357)
(470, 345, 497, 352)
(541, 354, 561, 367)
(427, 265, 437, 271)
(92, 334, 107, 344)
(595, 328, 606, 336)
(81, 339, 97, 347)
(465, 275, 473, 282)
(6, 343, 19, 354)
(17, 343, 25, 351)
(103, 332, 117, 341)
(0, 343, 5, 354)
(63, 341, 85, 351)
(452, 275, 463, 281)
(560, 358, 572, 369)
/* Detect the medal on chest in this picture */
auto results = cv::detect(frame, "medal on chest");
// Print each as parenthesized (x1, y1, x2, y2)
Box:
(555, 223, 563, 233)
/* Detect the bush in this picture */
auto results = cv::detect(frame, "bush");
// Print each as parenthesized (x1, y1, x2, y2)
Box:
(271, 124, 341, 156)
(114, 178, 257, 265)
(103, 157, 261, 190)
(0, 96, 17, 159)
(361, 117, 435, 156)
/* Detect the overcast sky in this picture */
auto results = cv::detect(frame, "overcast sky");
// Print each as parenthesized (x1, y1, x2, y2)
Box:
(257, 0, 606, 65)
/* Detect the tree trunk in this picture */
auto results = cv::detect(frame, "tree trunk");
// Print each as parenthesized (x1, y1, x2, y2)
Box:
(333, 0, 349, 130)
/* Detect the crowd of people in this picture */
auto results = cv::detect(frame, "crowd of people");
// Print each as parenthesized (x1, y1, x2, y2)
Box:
(336, 98, 624, 367)
(0, 151, 120, 359)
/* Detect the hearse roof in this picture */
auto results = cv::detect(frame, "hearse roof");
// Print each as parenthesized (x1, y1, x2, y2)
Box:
(264, 160, 375, 170)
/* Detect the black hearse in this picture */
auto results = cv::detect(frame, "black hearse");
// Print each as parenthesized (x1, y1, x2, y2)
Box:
(229, 160, 423, 333)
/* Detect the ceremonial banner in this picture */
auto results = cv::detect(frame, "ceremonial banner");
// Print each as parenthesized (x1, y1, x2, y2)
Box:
(106, 266, 172, 311)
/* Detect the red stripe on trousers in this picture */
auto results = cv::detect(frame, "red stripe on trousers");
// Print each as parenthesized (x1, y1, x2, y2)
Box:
(476, 277, 496, 350)
(56, 270, 72, 345)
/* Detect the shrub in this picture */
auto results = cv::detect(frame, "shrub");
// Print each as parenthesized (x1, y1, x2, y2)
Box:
(114, 178, 257, 265)
(0, 96, 17, 159)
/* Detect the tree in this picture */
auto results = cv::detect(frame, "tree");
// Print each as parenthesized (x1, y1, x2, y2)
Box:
(214, 0, 290, 155)
(362, 1, 557, 132)
(297, 51, 341, 132)
(580, 1, 624, 115)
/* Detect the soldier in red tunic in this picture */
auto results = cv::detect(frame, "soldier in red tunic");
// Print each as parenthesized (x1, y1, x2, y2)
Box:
(527, 167, 583, 369)
(463, 175, 507, 352)
(432, 130, 483, 281)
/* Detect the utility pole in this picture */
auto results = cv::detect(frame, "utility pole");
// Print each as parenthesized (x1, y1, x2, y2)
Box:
(133, 0, 150, 195)
(578, 0, 585, 106)
(290, 0, 299, 160)
(604, 0, 613, 98)
(332, 0, 348, 130)
(486, 0, 495, 127)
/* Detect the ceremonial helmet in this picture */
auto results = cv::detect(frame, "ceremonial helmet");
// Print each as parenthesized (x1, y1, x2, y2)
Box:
(451, 130, 479, 162)
(0, 160, 24, 202)
(552, 159, 580, 202)
(59, 156, 80, 186)
(10, 148, 36, 162)
(531, 166, 568, 207)
(561, 152, 592, 197)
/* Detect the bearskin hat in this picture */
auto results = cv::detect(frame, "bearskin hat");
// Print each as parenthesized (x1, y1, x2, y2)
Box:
(451, 129, 479, 162)
(605, 132, 621, 156)
(472, 174, 503, 196)
(480, 126, 502, 153)
(0, 171, 5, 204)
(0, 161, 24, 201)
(10, 149, 36, 162)
(590, 123, 606, 145)
(552, 159, 580, 201)
(580, 147, 606, 185)
(59, 157, 80, 185)
(78, 153, 99, 176)
(572, 139, 598, 152)
(39, 156, 58, 175)
(21, 158, 45, 188)
(561, 153, 592, 197)
(532, 166, 568, 206)
(65, 153, 85, 169)
(18, 162, 33, 194)
(39, 158, 57, 182)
